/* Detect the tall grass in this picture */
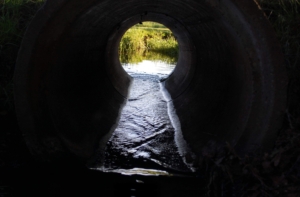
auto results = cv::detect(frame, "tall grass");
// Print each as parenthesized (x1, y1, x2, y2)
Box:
(119, 22, 179, 64)
(0, 0, 45, 114)
(257, 0, 300, 124)
(134, 21, 166, 29)
(0, 0, 44, 45)
(206, 2, 300, 196)
(120, 48, 178, 64)
(257, 0, 300, 73)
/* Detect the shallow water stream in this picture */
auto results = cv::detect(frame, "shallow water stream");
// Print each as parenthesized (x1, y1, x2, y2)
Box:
(99, 61, 192, 174)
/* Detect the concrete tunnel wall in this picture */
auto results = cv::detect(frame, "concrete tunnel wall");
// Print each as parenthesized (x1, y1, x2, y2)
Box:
(14, 0, 287, 163)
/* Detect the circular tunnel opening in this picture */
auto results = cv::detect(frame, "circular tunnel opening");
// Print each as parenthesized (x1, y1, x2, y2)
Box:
(118, 21, 178, 77)
(14, 0, 287, 169)
(102, 20, 191, 174)
(99, 20, 192, 174)
(105, 13, 194, 99)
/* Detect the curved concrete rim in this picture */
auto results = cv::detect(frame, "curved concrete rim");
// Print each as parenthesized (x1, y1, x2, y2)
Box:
(14, 0, 287, 164)
(105, 12, 195, 99)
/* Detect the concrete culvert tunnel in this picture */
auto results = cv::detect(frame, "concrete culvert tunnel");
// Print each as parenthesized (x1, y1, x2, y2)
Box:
(14, 0, 287, 166)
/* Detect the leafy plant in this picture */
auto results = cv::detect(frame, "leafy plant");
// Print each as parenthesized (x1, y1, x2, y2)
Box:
(119, 21, 179, 64)
(257, 0, 300, 72)
(0, 0, 45, 115)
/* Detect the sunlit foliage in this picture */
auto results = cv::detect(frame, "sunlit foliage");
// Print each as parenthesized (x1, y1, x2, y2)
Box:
(119, 22, 179, 64)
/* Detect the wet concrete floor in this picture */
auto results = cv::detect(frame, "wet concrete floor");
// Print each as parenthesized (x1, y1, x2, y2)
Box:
(102, 71, 191, 173)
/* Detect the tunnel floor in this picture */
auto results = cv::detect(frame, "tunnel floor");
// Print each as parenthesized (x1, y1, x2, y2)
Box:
(92, 64, 193, 175)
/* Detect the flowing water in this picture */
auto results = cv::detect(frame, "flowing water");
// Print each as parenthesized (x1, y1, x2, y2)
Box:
(94, 60, 193, 176)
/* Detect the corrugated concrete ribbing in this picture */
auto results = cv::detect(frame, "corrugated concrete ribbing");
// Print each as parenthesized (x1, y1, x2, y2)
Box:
(14, 0, 287, 164)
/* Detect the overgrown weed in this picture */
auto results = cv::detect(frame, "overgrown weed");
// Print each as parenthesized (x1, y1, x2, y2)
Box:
(258, 0, 300, 127)
(203, 1, 300, 195)
(119, 22, 179, 64)
(257, 0, 300, 73)
(0, 0, 45, 115)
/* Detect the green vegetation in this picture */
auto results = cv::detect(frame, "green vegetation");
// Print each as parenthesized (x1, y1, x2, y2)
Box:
(257, 0, 300, 74)
(119, 22, 179, 64)
(0, 3, 299, 194)
(257, 0, 300, 129)
(0, 0, 45, 114)
(0, 0, 45, 59)
(206, 2, 300, 195)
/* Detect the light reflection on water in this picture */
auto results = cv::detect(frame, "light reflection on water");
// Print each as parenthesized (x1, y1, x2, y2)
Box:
(122, 60, 175, 76)
(95, 59, 195, 176)
(94, 168, 172, 176)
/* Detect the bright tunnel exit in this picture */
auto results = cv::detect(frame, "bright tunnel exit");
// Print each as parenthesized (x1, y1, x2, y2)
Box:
(92, 22, 192, 175)
(118, 21, 178, 77)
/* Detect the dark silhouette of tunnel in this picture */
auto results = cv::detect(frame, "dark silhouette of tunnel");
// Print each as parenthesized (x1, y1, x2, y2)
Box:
(14, 0, 287, 164)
